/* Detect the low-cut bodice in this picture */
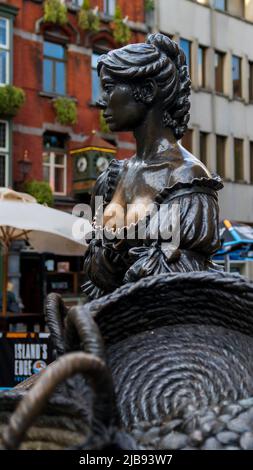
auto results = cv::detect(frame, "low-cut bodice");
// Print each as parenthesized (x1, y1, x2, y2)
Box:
(83, 156, 223, 300)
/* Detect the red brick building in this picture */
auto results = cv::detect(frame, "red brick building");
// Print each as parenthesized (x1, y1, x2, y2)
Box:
(0, 0, 148, 209)
(0, 0, 150, 320)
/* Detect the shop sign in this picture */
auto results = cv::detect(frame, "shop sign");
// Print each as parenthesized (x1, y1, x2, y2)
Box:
(0, 333, 53, 388)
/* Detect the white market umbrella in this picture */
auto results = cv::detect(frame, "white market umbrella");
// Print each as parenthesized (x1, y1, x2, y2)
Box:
(0, 188, 90, 317)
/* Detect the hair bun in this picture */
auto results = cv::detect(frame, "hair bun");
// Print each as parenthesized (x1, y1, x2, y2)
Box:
(147, 33, 182, 63)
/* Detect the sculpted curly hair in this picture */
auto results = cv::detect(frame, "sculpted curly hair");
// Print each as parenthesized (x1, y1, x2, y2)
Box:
(97, 33, 191, 140)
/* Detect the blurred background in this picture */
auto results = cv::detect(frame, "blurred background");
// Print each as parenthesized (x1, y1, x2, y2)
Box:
(1, 0, 253, 331)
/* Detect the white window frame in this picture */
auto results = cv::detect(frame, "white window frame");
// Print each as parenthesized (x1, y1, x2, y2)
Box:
(0, 16, 10, 86)
(0, 120, 9, 187)
(43, 151, 67, 196)
(103, 0, 116, 16)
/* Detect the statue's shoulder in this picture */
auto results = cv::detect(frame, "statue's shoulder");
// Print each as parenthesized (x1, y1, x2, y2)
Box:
(170, 145, 221, 188)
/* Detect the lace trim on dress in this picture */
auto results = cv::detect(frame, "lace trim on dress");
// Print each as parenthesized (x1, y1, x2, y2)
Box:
(104, 158, 125, 203)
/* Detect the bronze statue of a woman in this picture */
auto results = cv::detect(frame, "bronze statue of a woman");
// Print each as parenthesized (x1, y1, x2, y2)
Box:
(83, 33, 223, 299)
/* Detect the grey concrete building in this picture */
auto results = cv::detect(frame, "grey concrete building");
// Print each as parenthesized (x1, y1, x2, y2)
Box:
(154, 0, 253, 224)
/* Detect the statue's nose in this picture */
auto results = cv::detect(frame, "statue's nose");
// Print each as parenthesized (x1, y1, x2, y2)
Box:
(96, 97, 107, 109)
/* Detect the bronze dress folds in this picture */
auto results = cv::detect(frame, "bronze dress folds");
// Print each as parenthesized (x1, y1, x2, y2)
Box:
(82, 158, 224, 300)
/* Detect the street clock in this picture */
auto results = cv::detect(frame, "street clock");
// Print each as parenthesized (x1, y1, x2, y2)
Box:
(71, 133, 117, 195)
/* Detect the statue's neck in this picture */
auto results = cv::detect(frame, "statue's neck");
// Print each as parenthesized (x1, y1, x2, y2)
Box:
(133, 110, 177, 162)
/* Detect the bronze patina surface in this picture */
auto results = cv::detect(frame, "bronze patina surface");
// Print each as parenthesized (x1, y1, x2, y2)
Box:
(82, 33, 223, 299)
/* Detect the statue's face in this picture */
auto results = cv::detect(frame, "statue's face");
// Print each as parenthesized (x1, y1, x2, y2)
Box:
(98, 66, 147, 132)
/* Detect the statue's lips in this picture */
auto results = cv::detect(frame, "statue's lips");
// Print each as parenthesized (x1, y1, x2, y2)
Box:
(104, 114, 114, 122)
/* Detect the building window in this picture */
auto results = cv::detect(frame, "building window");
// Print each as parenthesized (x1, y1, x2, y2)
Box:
(228, 0, 244, 17)
(200, 132, 208, 167)
(92, 51, 101, 104)
(249, 61, 253, 102)
(43, 133, 67, 195)
(215, 51, 224, 93)
(180, 39, 191, 75)
(214, 0, 227, 11)
(72, 0, 83, 6)
(0, 17, 10, 85)
(198, 46, 206, 88)
(250, 142, 253, 184)
(103, 0, 116, 16)
(43, 41, 66, 95)
(0, 120, 9, 186)
(234, 138, 244, 182)
(232, 55, 242, 99)
(216, 135, 226, 178)
(181, 129, 193, 153)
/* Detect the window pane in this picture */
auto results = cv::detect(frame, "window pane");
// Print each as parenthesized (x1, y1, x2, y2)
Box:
(180, 39, 191, 74)
(55, 61, 66, 95)
(44, 41, 65, 60)
(214, 0, 226, 10)
(92, 52, 100, 69)
(0, 154, 5, 186)
(181, 129, 193, 153)
(0, 18, 7, 47)
(249, 62, 253, 101)
(0, 122, 6, 149)
(43, 59, 53, 92)
(43, 152, 50, 164)
(92, 69, 101, 103)
(43, 149, 66, 194)
(55, 154, 65, 165)
(198, 46, 206, 88)
(92, 53, 101, 103)
(250, 143, 253, 184)
(234, 138, 244, 181)
(55, 167, 65, 193)
(216, 135, 226, 178)
(0, 50, 7, 84)
(232, 55, 242, 98)
(200, 132, 208, 166)
(104, 0, 116, 16)
(43, 133, 66, 149)
(215, 51, 224, 93)
(229, 0, 244, 17)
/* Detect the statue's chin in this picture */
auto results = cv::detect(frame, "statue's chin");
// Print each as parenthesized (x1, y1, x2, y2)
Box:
(109, 122, 133, 133)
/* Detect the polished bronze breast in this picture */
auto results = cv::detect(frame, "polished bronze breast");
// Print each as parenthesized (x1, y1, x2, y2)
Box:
(102, 150, 210, 232)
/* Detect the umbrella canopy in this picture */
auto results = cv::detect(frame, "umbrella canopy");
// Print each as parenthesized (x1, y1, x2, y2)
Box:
(0, 188, 91, 316)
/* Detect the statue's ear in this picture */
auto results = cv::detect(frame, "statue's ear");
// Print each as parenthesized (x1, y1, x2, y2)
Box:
(134, 79, 158, 104)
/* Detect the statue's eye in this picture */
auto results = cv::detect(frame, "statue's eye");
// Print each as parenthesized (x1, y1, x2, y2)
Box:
(104, 84, 114, 93)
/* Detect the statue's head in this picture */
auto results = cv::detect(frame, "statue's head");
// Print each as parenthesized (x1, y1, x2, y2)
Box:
(97, 33, 191, 139)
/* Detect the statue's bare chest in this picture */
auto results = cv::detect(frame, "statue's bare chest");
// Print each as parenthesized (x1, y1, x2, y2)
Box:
(103, 161, 173, 230)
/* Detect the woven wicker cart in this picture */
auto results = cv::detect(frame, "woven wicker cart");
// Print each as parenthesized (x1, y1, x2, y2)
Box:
(1, 272, 253, 450)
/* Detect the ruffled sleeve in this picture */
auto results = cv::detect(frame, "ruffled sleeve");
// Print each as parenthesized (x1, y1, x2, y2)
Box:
(123, 177, 223, 283)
